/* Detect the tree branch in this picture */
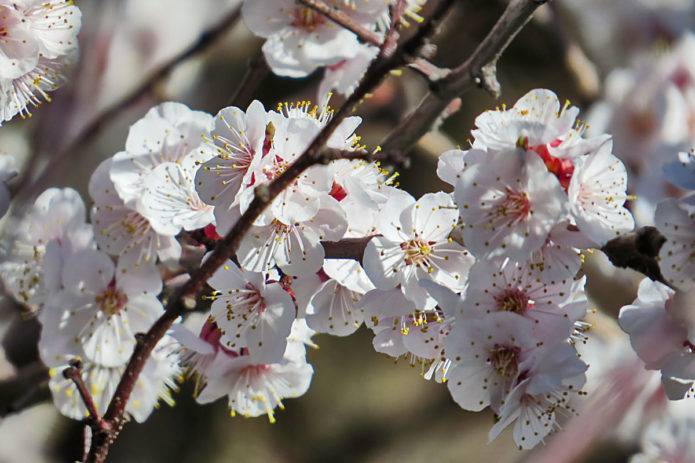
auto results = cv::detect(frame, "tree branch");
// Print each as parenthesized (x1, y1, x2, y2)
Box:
(14, 5, 243, 203)
(298, 0, 382, 47)
(63, 359, 110, 430)
(380, 0, 550, 155)
(322, 236, 377, 263)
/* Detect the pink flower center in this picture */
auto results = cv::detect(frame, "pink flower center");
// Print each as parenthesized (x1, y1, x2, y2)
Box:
(291, 7, 327, 32)
(492, 188, 531, 224)
(490, 344, 521, 379)
(96, 282, 127, 316)
(494, 288, 532, 314)
(243, 283, 266, 313)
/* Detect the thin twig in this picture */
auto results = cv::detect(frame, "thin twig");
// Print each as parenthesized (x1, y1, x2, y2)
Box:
(226, 54, 270, 109)
(62, 359, 108, 429)
(298, 0, 382, 47)
(319, 147, 410, 168)
(14, 5, 243, 202)
(380, 0, 550, 155)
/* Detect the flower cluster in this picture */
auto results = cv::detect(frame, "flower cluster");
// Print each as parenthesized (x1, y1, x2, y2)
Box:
(0, 0, 81, 123)
(240, 0, 424, 102)
(619, 149, 695, 401)
(0, 86, 639, 448)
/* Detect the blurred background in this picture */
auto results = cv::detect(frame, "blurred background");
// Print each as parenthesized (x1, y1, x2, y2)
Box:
(1, 0, 694, 461)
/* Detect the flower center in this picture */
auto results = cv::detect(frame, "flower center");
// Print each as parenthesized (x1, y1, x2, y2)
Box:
(494, 288, 531, 314)
(489, 344, 521, 379)
(96, 284, 127, 316)
(492, 188, 531, 224)
(401, 239, 436, 266)
(291, 6, 327, 32)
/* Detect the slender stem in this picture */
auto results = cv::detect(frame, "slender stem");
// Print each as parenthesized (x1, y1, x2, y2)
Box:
(63, 360, 108, 429)
(226, 54, 270, 109)
(380, 0, 550, 155)
(14, 5, 243, 203)
(298, 0, 382, 47)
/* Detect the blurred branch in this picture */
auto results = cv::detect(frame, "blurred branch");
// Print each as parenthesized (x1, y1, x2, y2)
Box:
(226, 54, 270, 109)
(298, 0, 382, 47)
(534, 4, 600, 101)
(14, 5, 243, 203)
(84, 2, 453, 461)
(601, 226, 667, 284)
(381, 0, 550, 155)
(0, 361, 49, 418)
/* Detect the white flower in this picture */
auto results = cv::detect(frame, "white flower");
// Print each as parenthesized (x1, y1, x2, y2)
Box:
(139, 150, 215, 236)
(454, 148, 566, 261)
(236, 195, 347, 276)
(241, 0, 385, 78)
(39, 249, 164, 367)
(619, 279, 685, 370)
(195, 100, 268, 217)
(525, 221, 584, 284)
(304, 277, 365, 336)
(488, 342, 587, 449)
(42, 336, 180, 423)
(472, 88, 609, 161)
(90, 158, 181, 268)
(192, 320, 314, 423)
(444, 311, 539, 412)
(207, 260, 296, 364)
(464, 259, 587, 339)
(0, 187, 94, 308)
(0, 1, 81, 123)
(655, 197, 695, 290)
(110, 101, 213, 208)
(618, 278, 695, 399)
(361, 287, 451, 380)
(567, 141, 634, 246)
(363, 191, 473, 309)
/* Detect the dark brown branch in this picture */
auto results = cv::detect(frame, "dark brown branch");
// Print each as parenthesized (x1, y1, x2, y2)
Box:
(380, 0, 550, 155)
(322, 236, 377, 263)
(298, 0, 382, 47)
(601, 226, 667, 284)
(15, 5, 243, 202)
(85, 3, 449, 462)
